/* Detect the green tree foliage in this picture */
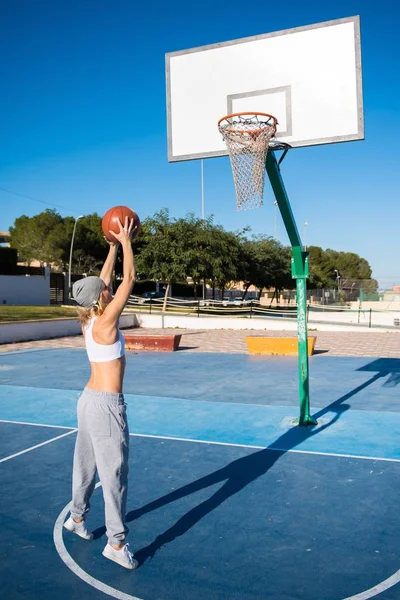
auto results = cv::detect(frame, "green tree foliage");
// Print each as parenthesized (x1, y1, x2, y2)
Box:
(9, 210, 64, 265)
(65, 213, 106, 273)
(174, 213, 217, 293)
(135, 210, 242, 300)
(135, 209, 190, 284)
(205, 226, 241, 299)
(7, 209, 376, 297)
(238, 236, 292, 299)
(307, 245, 375, 292)
(307, 246, 335, 288)
(9, 209, 108, 273)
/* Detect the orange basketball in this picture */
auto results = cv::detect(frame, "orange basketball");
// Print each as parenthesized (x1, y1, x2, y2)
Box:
(102, 205, 141, 242)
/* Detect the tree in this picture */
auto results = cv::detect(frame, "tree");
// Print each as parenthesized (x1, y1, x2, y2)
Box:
(237, 235, 292, 300)
(9, 210, 109, 274)
(205, 226, 241, 299)
(307, 246, 335, 288)
(8, 209, 377, 304)
(237, 238, 260, 299)
(307, 246, 375, 293)
(270, 245, 293, 298)
(9, 209, 64, 265)
(172, 213, 210, 296)
(71, 249, 103, 275)
(66, 213, 107, 273)
(325, 249, 372, 288)
(135, 209, 194, 308)
(135, 210, 243, 302)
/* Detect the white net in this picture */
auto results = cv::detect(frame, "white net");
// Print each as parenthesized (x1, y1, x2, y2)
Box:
(218, 113, 277, 210)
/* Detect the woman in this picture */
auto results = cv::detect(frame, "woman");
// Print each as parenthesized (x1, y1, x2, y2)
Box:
(63, 216, 138, 570)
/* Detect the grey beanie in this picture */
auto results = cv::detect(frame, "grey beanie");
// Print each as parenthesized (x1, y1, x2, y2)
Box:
(72, 276, 105, 308)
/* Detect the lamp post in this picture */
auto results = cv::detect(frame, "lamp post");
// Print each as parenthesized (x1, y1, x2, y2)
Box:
(273, 200, 278, 239)
(334, 269, 341, 300)
(68, 215, 84, 299)
(304, 222, 308, 250)
(201, 160, 206, 300)
(201, 159, 205, 222)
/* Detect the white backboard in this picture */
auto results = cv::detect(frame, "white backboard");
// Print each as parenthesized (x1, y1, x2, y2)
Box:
(166, 16, 364, 162)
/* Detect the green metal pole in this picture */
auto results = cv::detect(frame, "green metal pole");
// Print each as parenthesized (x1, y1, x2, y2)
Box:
(266, 152, 317, 426)
(295, 276, 315, 425)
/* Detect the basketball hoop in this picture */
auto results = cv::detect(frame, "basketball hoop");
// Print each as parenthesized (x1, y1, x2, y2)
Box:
(218, 112, 278, 210)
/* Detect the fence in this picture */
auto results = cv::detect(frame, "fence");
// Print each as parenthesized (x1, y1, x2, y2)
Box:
(126, 295, 400, 329)
(0, 265, 45, 276)
(50, 273, 66, 305)
(306, 284, 383, 306)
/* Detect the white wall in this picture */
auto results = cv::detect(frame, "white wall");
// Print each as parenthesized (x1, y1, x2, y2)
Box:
(0, 313, 138, 344)
(134, 312, 397, 333)
(0, 273, 50, 306)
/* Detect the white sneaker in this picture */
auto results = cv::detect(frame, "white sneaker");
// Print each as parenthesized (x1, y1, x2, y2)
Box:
(102, 543, 138, 570)
(63, 516, 93, 540)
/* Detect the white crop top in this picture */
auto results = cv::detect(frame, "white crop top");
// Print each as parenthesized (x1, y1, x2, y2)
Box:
(84, 317, 125, 363)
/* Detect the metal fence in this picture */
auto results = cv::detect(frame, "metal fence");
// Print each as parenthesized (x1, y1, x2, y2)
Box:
(126, 295, 400, 329)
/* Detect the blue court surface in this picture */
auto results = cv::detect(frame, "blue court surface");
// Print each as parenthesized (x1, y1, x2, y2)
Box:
(1, 347, 400, 600)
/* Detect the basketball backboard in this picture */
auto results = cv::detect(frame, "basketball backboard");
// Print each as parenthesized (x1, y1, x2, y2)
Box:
(166, 16, 363, 162)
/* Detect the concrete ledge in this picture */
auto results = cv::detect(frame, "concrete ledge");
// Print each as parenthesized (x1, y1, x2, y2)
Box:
(124, 334, 182, 352)
(134, 312, 298, 331)
(132, 312, 399, 333)
(2, 307, 400, 346)
(246, 336, 317, 356)
(0, 313, 139, 344)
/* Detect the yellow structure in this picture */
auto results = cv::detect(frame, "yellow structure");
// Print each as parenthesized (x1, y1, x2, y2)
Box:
(246, 336, 316, 356)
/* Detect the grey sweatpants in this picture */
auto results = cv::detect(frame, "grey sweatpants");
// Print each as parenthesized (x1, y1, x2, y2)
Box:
(71, 388, 129, 545)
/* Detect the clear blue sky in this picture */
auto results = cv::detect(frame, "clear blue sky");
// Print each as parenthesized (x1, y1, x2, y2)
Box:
(1, 0, 399, 288)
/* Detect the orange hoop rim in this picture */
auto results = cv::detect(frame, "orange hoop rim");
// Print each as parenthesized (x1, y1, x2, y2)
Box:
(218, 111, 278, 136)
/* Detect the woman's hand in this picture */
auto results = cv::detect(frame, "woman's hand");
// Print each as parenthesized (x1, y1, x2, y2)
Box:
(109, 216, 136, 245)
(104, 236, 120, 248)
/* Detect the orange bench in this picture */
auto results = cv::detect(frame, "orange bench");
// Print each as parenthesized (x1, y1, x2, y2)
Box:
(124, 333, 182, 352)
(246, 336, 316, 356)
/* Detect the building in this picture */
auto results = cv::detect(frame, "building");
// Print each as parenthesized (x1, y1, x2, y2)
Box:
(0, 231, 10, 246)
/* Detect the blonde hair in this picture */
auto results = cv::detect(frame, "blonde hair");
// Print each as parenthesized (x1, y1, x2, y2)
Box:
(76, 293, 108, 327)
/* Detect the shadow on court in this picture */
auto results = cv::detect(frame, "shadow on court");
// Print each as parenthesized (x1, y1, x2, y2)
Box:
(358, 358, 400, 389)
(91, 368, 387, 565)
(2, 351, 400, 599)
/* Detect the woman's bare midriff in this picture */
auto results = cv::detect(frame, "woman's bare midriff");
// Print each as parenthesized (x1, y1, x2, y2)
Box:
(86, 356, 126, 393)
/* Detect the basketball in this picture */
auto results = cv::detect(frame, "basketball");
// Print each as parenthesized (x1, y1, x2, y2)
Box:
(102, 205, 141, 242)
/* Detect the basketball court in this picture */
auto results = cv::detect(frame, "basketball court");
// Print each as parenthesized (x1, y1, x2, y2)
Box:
(1, 345, 400, 599)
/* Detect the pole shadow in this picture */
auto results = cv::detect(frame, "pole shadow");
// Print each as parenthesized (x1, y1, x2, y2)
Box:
(110, 370, 384, 565)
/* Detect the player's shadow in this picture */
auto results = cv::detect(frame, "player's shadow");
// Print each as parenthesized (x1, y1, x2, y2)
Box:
(91, 370, 384, 548)
(116, 369, 384, 565)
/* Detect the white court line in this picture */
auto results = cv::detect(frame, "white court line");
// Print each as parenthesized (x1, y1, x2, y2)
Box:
(0, 347, 61, 356)
(53, 488, 143, 600)
(2, 419, 400, 464)
(130, 433, 400, 464)
(3, 419, 397, 598)
(343, 570, 400, 600)
(53, 476, 400, 600)
(0, 429, 77, 463)
(0, 419, 75, 430)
